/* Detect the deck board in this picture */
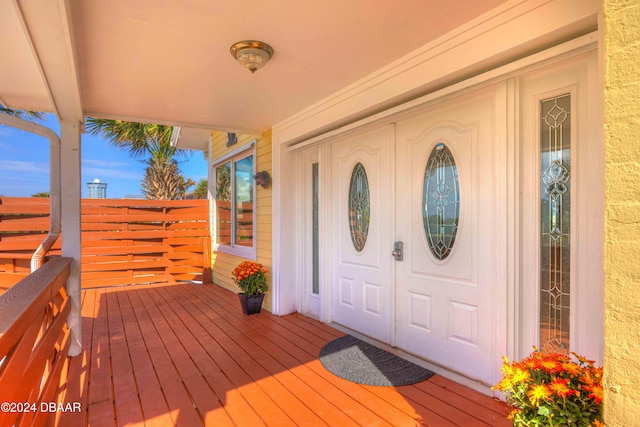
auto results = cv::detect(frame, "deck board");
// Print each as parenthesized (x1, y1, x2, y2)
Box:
(162, 289, 324, 426)
(54, 283, 510, 426)
(115, 289, 176, 427)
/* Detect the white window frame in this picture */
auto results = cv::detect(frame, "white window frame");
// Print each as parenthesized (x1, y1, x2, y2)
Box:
(212, 140, 257, 259)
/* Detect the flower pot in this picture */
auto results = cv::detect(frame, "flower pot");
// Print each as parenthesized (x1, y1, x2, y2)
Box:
(238, 293, 265, 315)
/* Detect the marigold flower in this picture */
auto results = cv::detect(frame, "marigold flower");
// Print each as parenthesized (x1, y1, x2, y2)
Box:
(492, 377, 511, 392)
(511, 367, 532, 385)
(527, 383, 552, 406)
(572, 352, 596, 366)
(549, 378, 575, 398)
(495, 349, 602, 425)
(583, 383, 604, 405)
(592, 366, 604, 381)
(522, 358, 538, 371)
(580, 370, 597, 387)
(507, 409, 521, 420)
(539, 358, 561, 373)
(562, 361, 582, 377)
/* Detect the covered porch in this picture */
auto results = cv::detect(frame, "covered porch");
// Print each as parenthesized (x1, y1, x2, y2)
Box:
(57, 282, 509, 426)
(5, 0, 638, 424)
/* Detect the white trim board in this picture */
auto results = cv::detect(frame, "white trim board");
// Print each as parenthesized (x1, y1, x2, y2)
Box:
(273, 0, 598, 146)
(287, 31, 597, 153)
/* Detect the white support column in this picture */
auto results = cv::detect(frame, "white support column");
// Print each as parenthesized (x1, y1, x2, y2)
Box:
(271, 133, 298, 315)
(60, 120, 82, 357)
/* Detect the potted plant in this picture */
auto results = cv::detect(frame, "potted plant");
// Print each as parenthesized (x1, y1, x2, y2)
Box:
(493, 348, 604, 426)
(232, 260, 268, 314)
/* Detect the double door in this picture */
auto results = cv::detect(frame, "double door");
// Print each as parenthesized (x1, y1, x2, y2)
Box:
(331, 89, 501, 383)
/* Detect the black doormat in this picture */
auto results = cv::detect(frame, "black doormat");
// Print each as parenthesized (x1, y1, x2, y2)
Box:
(319, 335, 434, 386)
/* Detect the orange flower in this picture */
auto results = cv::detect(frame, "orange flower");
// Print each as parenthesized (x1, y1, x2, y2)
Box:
(549, 378, 575, 399)
(522, 358, 539, 371)
(495, 349, 603, 425)
(539, 358, 561, 374)
(507, 408, 521, 420)
(562, 362, 582, 377)
(583, 383, 604, 405)
(580, 370, 597, 387)
(572, 352, 596, 366)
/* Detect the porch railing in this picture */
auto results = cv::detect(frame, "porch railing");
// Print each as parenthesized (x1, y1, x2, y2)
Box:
(0, 197, 211, 290)
(0, 257, 72, 427)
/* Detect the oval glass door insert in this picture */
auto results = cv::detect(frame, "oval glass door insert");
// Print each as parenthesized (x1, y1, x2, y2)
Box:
(349, 162, 370, 252)
(423, 143, 460, 260)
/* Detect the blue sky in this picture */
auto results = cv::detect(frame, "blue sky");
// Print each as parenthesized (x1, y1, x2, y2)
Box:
(0, 114, 208, 198)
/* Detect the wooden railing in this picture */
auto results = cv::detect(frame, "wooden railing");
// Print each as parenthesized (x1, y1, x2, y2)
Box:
(0, 257, 72, 427)
(0, 197, 211, 290)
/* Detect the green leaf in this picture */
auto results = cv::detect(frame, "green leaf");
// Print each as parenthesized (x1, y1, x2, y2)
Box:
(537, 405, 552, 416)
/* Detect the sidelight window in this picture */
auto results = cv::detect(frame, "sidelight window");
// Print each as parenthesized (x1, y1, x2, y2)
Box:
(539, 94, 571, 354)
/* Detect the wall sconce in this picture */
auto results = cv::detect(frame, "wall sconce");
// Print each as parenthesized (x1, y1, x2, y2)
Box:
(226, 132, 237, 147)
(254, 171, 271, 189)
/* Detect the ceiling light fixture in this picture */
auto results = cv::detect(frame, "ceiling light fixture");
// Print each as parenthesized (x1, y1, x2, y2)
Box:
(230, 40, 274, 73)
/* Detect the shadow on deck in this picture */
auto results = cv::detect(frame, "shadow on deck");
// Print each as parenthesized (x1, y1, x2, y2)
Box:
(55, 283, 510, 426)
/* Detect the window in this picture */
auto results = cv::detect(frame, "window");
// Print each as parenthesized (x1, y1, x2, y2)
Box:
(213, 144, 256, 258)
(539, 94, 571, 354)
(423, 143, 460, 261)
(312, 162, 319, 294)
(348, 162, 370, 252)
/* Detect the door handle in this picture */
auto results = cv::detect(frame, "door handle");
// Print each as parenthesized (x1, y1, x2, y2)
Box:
(392, 241, 403, 261)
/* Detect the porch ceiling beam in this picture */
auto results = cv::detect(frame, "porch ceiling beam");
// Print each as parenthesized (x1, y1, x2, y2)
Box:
(13, 0, 83, 122)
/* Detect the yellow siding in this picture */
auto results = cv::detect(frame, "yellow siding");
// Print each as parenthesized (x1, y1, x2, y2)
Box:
(209, 130, 273, 311)
(603, 0, 640, 424)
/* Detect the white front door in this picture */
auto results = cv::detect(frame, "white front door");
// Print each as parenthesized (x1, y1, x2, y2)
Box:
(331, 125, 394, 344)
(394, 89, 503, 385)
(329, 89, 502, 384)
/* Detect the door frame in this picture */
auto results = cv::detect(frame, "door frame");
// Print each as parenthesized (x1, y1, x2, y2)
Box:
(288, 33, 602, 382)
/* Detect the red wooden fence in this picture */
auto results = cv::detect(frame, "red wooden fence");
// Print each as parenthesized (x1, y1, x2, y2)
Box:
(0, 197, 211, 290)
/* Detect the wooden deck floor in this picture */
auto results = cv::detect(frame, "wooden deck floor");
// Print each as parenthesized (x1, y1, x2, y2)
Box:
(54, 282, 510, 427)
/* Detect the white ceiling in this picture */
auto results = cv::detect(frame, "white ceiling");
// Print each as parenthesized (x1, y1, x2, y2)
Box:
(0, 0, 508, 137)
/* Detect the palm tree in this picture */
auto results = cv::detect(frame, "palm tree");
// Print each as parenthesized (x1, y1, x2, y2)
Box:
(139, 140, 195, 200)
(141, 157, 196, 200)
(193, 179, 208, 199)
(85, 119, 174, 157)
(215, 163, 231, 201)
(85, 118, 194, 199)
(0, 104, 44, 121)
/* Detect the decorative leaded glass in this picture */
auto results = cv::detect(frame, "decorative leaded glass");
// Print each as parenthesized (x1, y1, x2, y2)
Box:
(540, 94, 571, 354)
(312, 163, 319, 294)
(423, 143, 460, 260)
(348, 162, 370, 252)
